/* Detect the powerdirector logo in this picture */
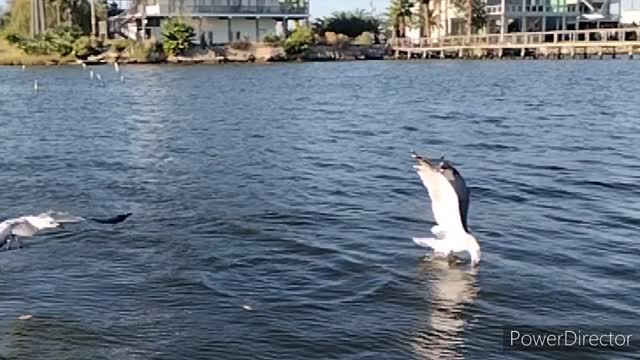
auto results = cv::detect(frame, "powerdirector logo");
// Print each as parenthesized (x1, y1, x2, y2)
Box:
(503, 326, 640, 352)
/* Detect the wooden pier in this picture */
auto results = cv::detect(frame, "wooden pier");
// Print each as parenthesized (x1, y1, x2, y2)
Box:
(390, 27, 640, 59)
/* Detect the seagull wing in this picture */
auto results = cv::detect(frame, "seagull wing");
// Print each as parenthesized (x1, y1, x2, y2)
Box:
(44, 211, 84, 224)
(9, 218, 45, 237)
(413, 155, 467, 236)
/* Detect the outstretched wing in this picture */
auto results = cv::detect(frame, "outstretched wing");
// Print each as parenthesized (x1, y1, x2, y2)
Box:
(413, 153, 467, 236)
(10, 220, 41, 237)
(44, 211, 84, 224)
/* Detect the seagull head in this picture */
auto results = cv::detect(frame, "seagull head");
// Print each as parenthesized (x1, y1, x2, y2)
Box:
(412, 152, 461, 182)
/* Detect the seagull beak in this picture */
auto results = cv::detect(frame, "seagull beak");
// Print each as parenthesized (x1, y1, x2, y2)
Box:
(411, 151, 436, 169)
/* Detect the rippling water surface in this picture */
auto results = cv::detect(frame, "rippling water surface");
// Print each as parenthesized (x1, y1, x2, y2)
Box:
(1, 61, 640, 359)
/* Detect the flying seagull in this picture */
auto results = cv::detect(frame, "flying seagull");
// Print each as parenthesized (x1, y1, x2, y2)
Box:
(0, 211, 132, 251)
(411, 152, 481, 266)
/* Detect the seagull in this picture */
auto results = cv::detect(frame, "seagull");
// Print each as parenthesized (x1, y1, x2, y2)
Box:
(0, 211, 132, 251)
(411, 152, 481, 266)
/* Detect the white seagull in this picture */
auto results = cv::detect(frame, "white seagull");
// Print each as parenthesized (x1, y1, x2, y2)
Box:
(0, 211, 132, 251)
(411, 152, 481, 266)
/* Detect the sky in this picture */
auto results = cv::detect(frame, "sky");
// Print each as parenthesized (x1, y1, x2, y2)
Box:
(310, 0, 390, 18)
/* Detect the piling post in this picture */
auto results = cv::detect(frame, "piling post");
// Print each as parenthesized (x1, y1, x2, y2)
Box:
(423, 50, 427, 59)
(440, 50, 445, 59)
(583, 47, 588, 59)
(570, 47, 576, 59)
(598, 47, 603, 59)
(520, 47, 526, 59)
(612, 47, 616, 59)
(630, 47, 634, 60)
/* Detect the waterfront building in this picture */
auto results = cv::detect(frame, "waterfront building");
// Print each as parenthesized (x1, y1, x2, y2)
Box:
(402, 0, 622, 42)
(108, 0, 309, 43)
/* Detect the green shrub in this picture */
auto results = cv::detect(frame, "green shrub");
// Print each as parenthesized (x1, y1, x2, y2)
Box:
(262, 32, 282, 46)
(4, 32, 24, 45)
(161, 19, 194, 56)
(73, 36, 102, 58)
(110, 38, 135, 52)
(129, 38, 164, 62)
(283, 25, 314, 55)
(47, 25, 83, 56)
(8, 25, 82, 56)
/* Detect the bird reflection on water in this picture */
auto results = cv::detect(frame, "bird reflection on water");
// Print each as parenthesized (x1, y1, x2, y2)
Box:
(412, 261, 479, 359)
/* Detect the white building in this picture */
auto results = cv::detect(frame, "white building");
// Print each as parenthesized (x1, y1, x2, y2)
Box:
(402, 0, 622, 42)
(614, 0, 640, 24)
(110, 0, 309, 44)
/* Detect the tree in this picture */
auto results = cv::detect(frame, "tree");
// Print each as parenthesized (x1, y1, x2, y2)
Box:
(314, 9, 381, 38)
(1, 0, 96, 38)
(387, 0, 414, 38)
(161, 19, 194, 56)
(417, 0, 430, 38)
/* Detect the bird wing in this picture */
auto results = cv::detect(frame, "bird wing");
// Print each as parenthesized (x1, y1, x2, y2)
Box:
(413, 156, 467, 236)
(44, 211, 84, 224)
(9, 218, 44, 237)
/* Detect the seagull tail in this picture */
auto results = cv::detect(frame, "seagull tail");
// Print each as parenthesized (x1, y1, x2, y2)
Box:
(413, 232, 481, 266)
(413, 237, 453, 257)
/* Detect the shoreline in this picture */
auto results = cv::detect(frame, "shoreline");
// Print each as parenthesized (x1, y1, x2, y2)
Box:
(0, 42, 387, 66)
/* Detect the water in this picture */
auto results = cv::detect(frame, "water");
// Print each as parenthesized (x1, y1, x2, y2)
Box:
(1, 61, 640, 360)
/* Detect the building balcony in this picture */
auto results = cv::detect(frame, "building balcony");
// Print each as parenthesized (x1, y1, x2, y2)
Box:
(164, 4, 309, 16)
(109, 1, 309, 18)
(486, 3, 581, 15)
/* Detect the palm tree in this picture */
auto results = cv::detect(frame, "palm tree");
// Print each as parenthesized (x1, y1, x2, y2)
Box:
(413, 6, 440, 39)
(417, 0, 430, 39)
(388, 0, 414, 38)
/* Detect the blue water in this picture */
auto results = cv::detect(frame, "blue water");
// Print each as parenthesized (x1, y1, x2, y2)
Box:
(1, 61, 639, 359)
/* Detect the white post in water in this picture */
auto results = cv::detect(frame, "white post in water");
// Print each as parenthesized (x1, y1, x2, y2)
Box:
(33, 80, 38, 93)
(89, 70, 94, 79)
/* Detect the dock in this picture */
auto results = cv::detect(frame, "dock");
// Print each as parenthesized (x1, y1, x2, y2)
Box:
(390, 27, 640, 59)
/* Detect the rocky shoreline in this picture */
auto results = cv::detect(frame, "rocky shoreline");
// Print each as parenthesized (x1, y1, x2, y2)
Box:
(0, 43, 387, 66)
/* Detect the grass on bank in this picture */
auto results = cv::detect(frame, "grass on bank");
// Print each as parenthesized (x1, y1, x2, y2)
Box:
(0, 38, 73, 65)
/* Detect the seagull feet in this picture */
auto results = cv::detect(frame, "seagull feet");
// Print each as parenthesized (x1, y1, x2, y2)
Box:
(1, 236, 23, 251)
(13, 236, 23, 249)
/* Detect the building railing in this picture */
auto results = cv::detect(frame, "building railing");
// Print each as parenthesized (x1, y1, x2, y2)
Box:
(486, 3, 581, 14)
(166, 4, 309, 15)
(390, 27, 640, 48)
